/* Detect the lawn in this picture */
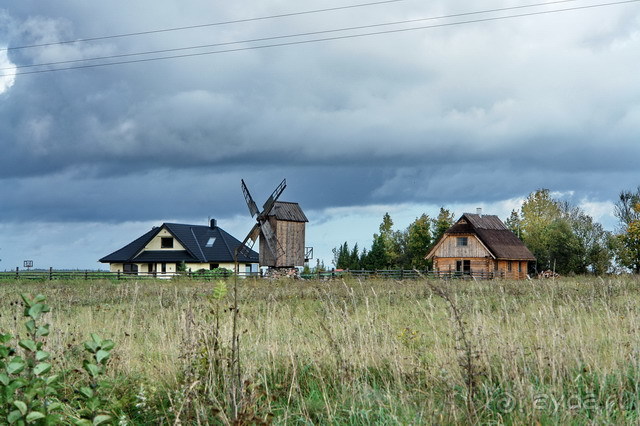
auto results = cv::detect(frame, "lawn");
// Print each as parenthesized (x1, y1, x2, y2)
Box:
(1, 276, 639, 424)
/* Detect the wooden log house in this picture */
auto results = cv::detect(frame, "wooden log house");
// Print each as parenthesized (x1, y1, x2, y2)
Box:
(426, 212, 535, 279)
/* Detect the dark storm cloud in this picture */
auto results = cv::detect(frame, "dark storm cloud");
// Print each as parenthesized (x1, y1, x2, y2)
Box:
(1, 0, 640, 228)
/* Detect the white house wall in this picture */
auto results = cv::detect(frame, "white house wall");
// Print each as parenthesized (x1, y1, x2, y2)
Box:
(144, 227, 186, 251)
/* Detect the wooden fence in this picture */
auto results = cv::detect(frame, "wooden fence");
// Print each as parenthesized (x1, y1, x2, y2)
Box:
(0, 267, 260, 281)
(0, 268, 497, 281)
(302, 269, 497, 280)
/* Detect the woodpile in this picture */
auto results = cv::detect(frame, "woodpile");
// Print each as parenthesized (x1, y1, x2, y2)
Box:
(537, 269, 560, 279)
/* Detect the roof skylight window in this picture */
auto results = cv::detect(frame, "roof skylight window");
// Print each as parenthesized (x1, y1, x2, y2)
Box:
(206, 237, 216, 247)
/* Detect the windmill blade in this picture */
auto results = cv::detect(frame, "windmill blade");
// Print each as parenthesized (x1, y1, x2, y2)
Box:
(261, 178, 286, 216)
(247, 223, 260, 243)
(259, 219, 279, 260)
(238, 239, 256, 259)
(241, 179, 259, 218)
(237, 223, 259, 259)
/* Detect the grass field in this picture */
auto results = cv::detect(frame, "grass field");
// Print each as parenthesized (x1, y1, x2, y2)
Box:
(1, 276, 640, 424)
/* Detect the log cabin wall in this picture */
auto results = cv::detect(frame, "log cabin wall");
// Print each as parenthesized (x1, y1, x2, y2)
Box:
(432, 234, 491, 258)
(434, 258, 529, 279)
(434, 257, 491, 275)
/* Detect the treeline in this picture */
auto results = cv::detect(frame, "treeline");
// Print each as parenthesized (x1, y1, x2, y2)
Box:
(332, 207, 455, 270)
(332, 187, 640, 275)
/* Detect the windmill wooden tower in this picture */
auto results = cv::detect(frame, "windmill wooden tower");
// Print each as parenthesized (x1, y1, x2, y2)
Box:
(240, 179, 309, 269)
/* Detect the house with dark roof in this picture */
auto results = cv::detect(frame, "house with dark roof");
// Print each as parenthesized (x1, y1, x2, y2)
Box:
(426, 212, 536, 279)
(99, 219, 259, 276)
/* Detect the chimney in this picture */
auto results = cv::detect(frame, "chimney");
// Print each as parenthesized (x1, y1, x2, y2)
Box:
(209, 218, 217, 229)
(476, 207, 482, 217)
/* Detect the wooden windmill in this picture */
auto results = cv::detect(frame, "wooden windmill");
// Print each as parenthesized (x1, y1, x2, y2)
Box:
(239, 179, 309, 268)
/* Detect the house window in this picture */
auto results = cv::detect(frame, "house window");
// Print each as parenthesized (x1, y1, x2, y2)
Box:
(518, 262, 522, 273)
(161, 237, 174, 248)
(209, 263, 219, 270)
(123, 263, 138, 275)
(508, 261, 512, 272)
(161, 263, 167, 274)
(206, 237, 216, 247)
(456, 260, 471, 275)
(456, 237, 468, 247)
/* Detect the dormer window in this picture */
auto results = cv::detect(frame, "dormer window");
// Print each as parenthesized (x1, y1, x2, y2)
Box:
(161, 237, 174, 248)
(456, 237, 468, 247)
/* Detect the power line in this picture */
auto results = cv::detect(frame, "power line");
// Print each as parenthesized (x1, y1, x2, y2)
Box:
(2, 0, 639, 77)
(0, 0, 407, 52)
(2, 0, 592, 72)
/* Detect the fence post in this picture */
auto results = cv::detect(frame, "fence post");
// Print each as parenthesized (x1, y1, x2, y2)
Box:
(117, 270, 121, 280)
(15, 267, 19, 279)
(49, 267, 53, 281)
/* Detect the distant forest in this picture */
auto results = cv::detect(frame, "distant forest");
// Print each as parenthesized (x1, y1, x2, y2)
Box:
(329, 187, 640, 275)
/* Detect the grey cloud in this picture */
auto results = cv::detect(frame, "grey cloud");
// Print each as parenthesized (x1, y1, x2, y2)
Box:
(1, 0, 639, 227)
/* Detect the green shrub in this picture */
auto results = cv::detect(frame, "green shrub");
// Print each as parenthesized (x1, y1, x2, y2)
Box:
(0, 294, 116, 425)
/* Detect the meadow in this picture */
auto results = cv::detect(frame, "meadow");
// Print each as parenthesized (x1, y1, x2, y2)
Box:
(1, 275, 640, 424)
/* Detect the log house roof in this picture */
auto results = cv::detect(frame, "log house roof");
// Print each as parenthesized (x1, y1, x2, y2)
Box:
(427, 213, 536, 261)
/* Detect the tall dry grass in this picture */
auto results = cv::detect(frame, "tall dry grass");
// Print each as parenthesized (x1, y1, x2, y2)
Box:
(1, 276, 640, 424)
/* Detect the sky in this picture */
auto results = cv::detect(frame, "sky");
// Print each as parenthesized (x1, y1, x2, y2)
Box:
(1, 0, 639, 270)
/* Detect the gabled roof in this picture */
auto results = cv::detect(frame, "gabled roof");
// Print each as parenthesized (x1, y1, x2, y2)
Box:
(269, 201, 308, 222)
(99, 223, 259, 264)
(427, 213, 536, 261)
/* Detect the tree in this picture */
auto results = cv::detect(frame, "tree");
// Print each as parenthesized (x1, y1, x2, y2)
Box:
(349, 243, 361, 270)
(566, 207, 612, 275)
(519, 189, 563, 271)
(614, 187, 640, 228)
(405, 214, 432, 269)
(517, 189, 610, 274)
(505, 209, 522, 238)
(362, 234, 388, 270)
(614, 188, 640, 273)
(546, 219, 583, 275)
(432, 207, 455, 244)
(376, 213, 402, 267)
(507, 189, 613, 274)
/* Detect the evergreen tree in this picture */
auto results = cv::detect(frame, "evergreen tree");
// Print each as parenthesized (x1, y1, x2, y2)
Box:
(406, 214, 432, 269)
(331, 242, 351, 269)
(362, 234, 388, 270)
(432, 207, 455, 244)
(377, 213, 402, 267)
(505, 209, 522, 238)
(349, 243, 361, 269)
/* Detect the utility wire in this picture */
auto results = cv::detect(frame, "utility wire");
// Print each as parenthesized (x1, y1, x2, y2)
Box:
(2, 0, 639, 77)
(2, 0, 594, 72)
(0, 0, 407, 52)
